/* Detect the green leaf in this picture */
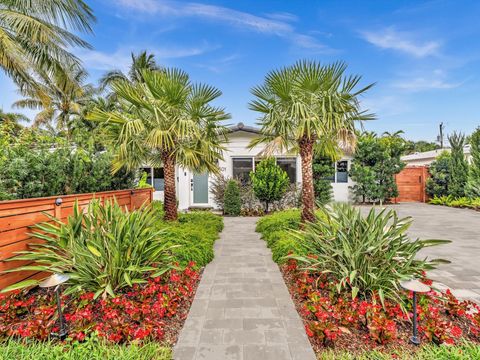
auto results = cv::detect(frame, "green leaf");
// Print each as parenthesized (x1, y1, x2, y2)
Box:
(1, 280, 40, 293)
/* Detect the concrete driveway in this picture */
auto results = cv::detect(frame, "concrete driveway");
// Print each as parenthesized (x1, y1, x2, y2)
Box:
(359, 203, 480, 302)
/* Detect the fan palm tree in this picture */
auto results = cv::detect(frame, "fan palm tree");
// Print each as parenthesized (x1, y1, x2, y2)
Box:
(99, 51, 160, 90)
(13, 64, 95, 131)
(88, 68, 231, 221)
(249, 60, 374, 222)
(0, 0, 95, 87)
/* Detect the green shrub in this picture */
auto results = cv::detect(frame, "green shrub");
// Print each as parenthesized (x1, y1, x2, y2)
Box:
(426, 152, 452, 198)
(293, 204, 450, 305)
(4, 200, 174, 298)
(224, 179, 241, 216)
(154, 208, 223, 267)
(256, 209, 304, 262)
(448, 132, 468, 198)
(250, 157, 289, 212)
(255, 209, 302, 234)
(0, 339, 171, 360)
(313, 155, 334, 205)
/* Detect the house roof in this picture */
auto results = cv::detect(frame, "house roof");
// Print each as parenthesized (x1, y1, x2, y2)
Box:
(401, 145, 471, 162)
(227, 122, 261, 134)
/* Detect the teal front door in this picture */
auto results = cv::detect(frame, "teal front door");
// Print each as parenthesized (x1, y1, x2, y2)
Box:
(193, 173, 209, 204)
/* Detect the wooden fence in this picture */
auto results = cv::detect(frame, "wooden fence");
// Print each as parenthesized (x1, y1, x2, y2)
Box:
(0, 188, 153, 290)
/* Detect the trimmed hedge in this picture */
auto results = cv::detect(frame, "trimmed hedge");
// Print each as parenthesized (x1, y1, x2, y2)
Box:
(151, 201, 223, 267)
(255, 209, 306, 263)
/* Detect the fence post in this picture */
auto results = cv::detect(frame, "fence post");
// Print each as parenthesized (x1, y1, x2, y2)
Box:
(54, 197, 62, 219)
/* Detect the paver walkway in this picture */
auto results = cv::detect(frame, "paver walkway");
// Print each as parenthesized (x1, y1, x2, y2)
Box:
(174, 217, 316, 360)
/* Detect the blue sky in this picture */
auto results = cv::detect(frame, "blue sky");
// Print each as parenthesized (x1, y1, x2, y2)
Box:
(2, 0, 480, 141)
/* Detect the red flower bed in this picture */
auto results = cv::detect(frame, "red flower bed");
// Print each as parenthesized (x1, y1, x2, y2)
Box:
(283, 259, 480, 354)
(0, 262, 199, 344)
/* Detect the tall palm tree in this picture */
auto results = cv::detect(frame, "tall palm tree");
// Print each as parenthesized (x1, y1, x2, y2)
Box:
(99, 51, 160, 90)
(88, 68, 231, 221)
(0, 0, 95, 87)
(13, 64, 95, 131)
(249, 60, 374, 222)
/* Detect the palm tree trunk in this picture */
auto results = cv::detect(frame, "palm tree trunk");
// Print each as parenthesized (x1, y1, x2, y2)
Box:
(162, 151, 178, 221)
(299, 135, 316, 223)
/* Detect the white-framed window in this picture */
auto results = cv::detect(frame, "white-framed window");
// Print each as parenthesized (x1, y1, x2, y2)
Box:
(231, 156, 297, 184)
(140, 167, 165, 191)
(320, 160, 349, 183)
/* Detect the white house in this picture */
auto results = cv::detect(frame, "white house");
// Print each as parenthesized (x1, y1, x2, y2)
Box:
(141, 123, 354, 210)
(401, 145, 472, 167)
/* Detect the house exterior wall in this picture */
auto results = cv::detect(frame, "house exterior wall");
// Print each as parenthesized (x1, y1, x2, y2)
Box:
(151, 130, 354, 210)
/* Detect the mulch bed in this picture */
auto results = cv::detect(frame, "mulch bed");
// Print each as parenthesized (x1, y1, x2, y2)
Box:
(279, 261, 480, 356)
(0, 264, 202, 345)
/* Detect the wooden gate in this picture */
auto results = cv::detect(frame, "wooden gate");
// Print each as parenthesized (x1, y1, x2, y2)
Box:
(393, 166, 429, 203)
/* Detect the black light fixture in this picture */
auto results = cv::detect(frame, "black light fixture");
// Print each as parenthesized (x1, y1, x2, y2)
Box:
(39, 274, 70, 340)
(400, 279, 431, 345)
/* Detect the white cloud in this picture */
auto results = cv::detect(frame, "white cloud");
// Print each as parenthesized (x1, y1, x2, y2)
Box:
(361, 27, 440, 57)
(76, 43, 216, 72)
(393, 69, 463, 91)
(115, 0, 330, 52)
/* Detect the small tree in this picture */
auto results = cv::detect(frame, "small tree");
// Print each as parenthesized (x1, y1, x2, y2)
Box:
(467, 127, 480, 198)
(313, 155, 334, 205)
(223, 179, 241, 216)
(448, 132, 468, 198)
(350, 132, 405, 204)
(426, 151, 452, 198)
(250, 157, 289, 212)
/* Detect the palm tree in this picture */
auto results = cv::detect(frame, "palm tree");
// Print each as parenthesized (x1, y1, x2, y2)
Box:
(88, 69, 231, 221)
(249, 60, 374, 222)
(0, 0, 95, 87)
(0, 109, 29, 125)
(99, 51, 160, 90)
(13, 64, 95, 131)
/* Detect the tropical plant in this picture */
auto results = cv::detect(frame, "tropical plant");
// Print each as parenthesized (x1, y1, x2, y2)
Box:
(249, 60, 374, 222)
(13, 64, 95, 131)
(448, 132, 468, 198)
(223, 179, 241, 216)
(426, 151, 452, 198)
(0, 0, 95, 87)
(3, 201, 174, 297)
(350, 132, 406, 204)
(87, 68, 231, 220)
(403, 140, 440, 155)
(250, 157, 289, 212)
(291, 204, 450, 305)
(467, 127, 480, 198)
(99, 51, 161, 90)
(313, 154, 335, 205)
(0, 109, 29, 125)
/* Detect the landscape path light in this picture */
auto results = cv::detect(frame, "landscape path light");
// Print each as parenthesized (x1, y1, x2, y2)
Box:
(39, 273, 70, 340)
(400, 278, 431, 346)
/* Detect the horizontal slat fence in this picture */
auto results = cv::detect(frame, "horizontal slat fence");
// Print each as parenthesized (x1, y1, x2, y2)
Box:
(0, 188, 153, 290)
(393, 166, 429, 203)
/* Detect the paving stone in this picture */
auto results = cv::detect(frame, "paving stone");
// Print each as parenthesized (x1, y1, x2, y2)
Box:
(173, 346, 196, 360)
(244, 344, 291, 360)
(174, 217, 316, 360)
(223, 329, 265, 345)
(195, 345, 242, 360)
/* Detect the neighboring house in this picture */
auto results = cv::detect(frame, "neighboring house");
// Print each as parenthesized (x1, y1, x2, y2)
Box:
(141, 123, 354, 210)
(401, 145, 472, 167)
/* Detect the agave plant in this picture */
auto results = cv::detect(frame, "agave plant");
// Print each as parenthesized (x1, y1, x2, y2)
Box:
(3, 200, 175, 298)
(291, 204, 450, 305)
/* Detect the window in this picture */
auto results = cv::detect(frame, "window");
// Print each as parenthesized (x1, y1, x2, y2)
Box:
(277, 158, 297, 183)
(336, 161, 348, 183)
(232, 158, 253, 184)
(141, 168, 153, 185)
(153, 168, 164, 191)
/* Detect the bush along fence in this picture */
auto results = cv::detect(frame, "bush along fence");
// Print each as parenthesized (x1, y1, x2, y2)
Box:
(0, 188, 153, 290)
